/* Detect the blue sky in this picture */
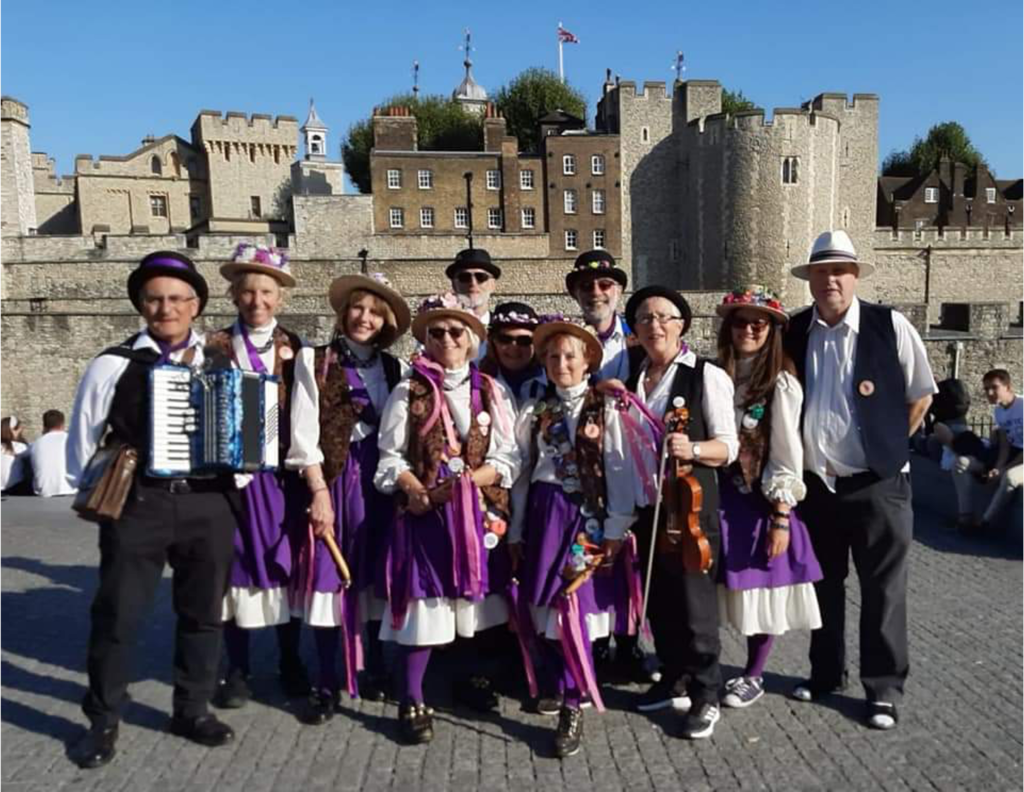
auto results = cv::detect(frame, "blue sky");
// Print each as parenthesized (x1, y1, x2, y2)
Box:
(3, 0, 1022, 184)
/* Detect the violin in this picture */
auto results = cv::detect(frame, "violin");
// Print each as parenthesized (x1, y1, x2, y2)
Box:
(659, 402, 712, 574)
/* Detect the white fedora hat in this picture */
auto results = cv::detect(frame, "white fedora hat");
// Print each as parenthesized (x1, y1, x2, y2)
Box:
(791, 230, 874, 280)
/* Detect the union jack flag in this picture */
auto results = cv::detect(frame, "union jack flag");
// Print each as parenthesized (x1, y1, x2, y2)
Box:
(557, 25, 579, 44)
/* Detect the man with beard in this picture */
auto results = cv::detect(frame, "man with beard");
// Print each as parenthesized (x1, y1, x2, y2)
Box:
(447, 248, 500, 362)
(565, 249, 652, 686)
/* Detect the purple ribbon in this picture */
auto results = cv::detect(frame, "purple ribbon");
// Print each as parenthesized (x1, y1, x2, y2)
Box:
(144, 256, 192, 271)
(239, 324, 269, 374)
(155, 337, 190, 364)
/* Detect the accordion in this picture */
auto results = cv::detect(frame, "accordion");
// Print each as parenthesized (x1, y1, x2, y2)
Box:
(149, 365, 279, 477)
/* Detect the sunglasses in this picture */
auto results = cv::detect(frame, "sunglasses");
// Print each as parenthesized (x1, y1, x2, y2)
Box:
(732, 317, 770, 330)
(579, 277, 619, 292)
(494, 334, 534, 348)
(456, 271, 492, 285)
(427, 326, 467, 341)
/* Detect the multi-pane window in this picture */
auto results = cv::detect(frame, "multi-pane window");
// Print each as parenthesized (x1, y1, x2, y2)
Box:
(564, 229, 578, 250)
(562, 154, 576, 175)
(521, 207, 536, 229)
(150, 195, 168, 217)
(924, 187, 938, 204)
(986, 187, 997, 204)
(487, 208, 503, 229)
(592, 189, 606, 215)
(564, 189, 578, 214)
(386, 169, 402, 189)
(417, 170, 433, 189)
(520, 169, 534, 190)
(592, 229, 605, 249)
(781, 157, 799, 185)
(454, 207, 469, 229)
(389, 207, 404, 228)
(591, 154, 605, 175)
(420, 207, 434, 228)
(486, 170, 501, 190)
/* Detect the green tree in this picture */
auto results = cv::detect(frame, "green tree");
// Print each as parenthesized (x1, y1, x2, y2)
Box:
(721, 88, 756, 115)
(492, 67, 588, 153)
(882, 121, 988, 177)
(341, 94, 482, 193)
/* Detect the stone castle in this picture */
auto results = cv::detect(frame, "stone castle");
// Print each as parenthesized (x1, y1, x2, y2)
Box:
(2, 66, 1021, 434)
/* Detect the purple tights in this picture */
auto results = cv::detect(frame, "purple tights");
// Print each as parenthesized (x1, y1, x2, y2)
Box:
(745, 634, 775, 678)
(400, 645, 433, 704)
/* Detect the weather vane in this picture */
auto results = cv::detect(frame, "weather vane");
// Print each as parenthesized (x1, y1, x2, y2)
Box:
(412, 60, 420, 98)
(671, 51, 686, 82)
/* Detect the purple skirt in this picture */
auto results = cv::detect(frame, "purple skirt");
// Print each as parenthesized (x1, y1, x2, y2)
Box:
(307, 436, 392, 596)
(229, 471, 304, 590)
(718, 473, 822, 591)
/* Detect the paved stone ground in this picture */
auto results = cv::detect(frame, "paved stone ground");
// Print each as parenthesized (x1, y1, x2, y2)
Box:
(2, 459, 1021, 792)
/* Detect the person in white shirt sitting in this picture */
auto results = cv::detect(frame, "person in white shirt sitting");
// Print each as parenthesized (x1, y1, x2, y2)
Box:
(2, 416, 31, 493)
(30, 410, 77, 497)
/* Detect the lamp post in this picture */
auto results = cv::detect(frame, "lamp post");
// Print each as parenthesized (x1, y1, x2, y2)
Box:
(463, 171, 474, 250)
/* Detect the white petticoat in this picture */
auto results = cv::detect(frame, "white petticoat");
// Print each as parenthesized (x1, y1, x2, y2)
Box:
(222, 586, 291, 629)
(529, 605, 611, 643)
(717, 583, 822, 636)
(301, 590, 387, 628)
(378, 594, 508, 646)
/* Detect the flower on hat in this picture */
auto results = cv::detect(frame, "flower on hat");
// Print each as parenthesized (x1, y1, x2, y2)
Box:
(492, 308, 539, 326)
(417, 292, 463, 314)
(233, 243, 289, 270)
(722, 284, 785, 313)
(368, 271, 395, 290)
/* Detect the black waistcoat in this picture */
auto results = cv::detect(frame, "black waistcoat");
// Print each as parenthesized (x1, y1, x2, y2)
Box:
(628, 356, 721, 537)
(785, 302, 909, 479)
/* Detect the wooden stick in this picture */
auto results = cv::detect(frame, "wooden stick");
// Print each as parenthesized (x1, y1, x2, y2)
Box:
(321, 531, 352, 588)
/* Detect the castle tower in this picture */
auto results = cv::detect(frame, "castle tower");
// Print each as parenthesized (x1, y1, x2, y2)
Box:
(453, 29, 487, 116)
(1, 96, 38, 237)
(302, 98, 328, 161)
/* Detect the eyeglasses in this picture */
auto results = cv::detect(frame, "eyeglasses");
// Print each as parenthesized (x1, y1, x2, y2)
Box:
(579, 278, 619, 293)
(732, 317, 770, 331)
(142, 294, 196, 309)
(428, 326, 467, 341)
(456, 271, 492, 285)
(494, 333, 533, 348)
(635, 312, 683, 326)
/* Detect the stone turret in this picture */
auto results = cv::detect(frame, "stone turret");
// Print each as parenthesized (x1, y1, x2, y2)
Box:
(1, 96, 38, 237)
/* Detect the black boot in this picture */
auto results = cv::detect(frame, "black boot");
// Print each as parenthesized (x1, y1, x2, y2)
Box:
(71, 724, 118, 769)
(299, 689, 340, 726)
(399, 702, 434, 744)
(553, 705, 583, 758)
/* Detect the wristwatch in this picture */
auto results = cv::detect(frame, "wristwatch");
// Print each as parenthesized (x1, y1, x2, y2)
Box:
(692, 443, 702, 461)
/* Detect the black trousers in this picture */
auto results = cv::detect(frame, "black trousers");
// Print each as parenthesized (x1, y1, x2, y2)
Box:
(634, 506, 721, 706)
(800, 472, 912, 704)
(83, 481, 236, 728)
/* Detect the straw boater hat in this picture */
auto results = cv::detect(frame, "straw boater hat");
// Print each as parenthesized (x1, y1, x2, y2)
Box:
(445, 247, 502, 280)
(716, 285, 789, 324)
(532, 315, 603, 374)
(564, 249, 629, 293)
(128, 250, 210, 315)
(411, 292, 487, 344)
(220, 243, 297, 287)
(624, 285, 693, 335)
(790, 230, 875, 280)
(328, 272, 411, 345)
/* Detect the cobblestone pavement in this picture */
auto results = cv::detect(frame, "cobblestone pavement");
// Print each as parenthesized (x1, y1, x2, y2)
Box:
(2, 462, 1021, 792)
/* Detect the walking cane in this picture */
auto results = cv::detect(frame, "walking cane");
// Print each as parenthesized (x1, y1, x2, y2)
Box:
(639, 434, 671, 628)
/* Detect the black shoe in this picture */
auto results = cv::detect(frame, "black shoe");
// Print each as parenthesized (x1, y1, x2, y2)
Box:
(213, 670, 251, 709)
(299, 689, 340, 725)
(452, 674, 499, 712)
(636, 678, 691, 712)
(399, 702, 434, 744)
(790, 677, 848, 702)
(679, 702, 720, 740)
(866, 700, 899, 730)
(168, 714, 235, 747)
(279, 660, 311, 698)
(71, 724, 118, 769)
(553, 706, 583, 758)
(359, 671, 392, 703)
(611, 645, 656, 685)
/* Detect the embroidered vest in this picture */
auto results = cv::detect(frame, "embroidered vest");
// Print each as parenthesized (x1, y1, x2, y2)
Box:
(405, 369, 510, 518)
(312, 344, 402, 485)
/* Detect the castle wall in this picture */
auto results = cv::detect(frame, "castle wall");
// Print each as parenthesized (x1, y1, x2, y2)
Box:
(1, 98, 38, 237)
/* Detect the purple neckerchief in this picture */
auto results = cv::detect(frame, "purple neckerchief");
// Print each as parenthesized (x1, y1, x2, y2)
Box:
(596, 315, 621, 343)
(239, 322, 269, 374)
(155, 336, 191, 365)
(342, 360, 379, 426)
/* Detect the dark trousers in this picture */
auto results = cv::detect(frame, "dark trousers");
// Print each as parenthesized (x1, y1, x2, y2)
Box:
(800, 472, 912, 704)
(83, 483, 235, 728)
(634, 507, 721, 705)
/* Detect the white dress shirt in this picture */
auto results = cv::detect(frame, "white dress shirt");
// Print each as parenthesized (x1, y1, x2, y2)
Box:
(66, 329, 206, 488)
(801, 297, 937, 490)
(510, 381, 637, 543)
(32, 431, 77, 497)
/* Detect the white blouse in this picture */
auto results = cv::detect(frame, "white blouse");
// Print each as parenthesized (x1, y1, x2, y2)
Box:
(510, 381, 637, 543)
(732, 360, 807, 505)
(287, 338, 406, 471)
(374, 363, 521, 494)
(1, 442, 29, 491)
(229, 318, 278, 374)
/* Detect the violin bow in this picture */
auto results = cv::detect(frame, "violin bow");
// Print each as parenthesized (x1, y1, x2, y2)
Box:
(639, 432, 671, 628)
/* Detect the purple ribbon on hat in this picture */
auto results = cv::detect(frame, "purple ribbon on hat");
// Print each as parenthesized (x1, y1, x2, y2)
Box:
(144, 256, 192, 271)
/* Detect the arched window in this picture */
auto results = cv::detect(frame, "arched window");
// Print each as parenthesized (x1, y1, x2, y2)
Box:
(311, 135, 322, 155)
(151, 155, 162, 175)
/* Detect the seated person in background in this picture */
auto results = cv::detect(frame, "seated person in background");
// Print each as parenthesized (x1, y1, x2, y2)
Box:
(1, 416, 31, 493)
(942, 368, 1024, 532)
(30, 410, 77, 497)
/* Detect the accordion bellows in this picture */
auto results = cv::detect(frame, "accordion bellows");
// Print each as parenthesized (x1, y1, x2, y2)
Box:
(149, 365, 279, 477)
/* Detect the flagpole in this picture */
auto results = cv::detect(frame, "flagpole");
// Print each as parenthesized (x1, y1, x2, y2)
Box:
(558, 21, 564, 83)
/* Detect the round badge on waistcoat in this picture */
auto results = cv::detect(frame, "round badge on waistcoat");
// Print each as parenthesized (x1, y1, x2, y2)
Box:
(672, 396, 686, 408)
(411, 400, 426, 417)
(483, 532, 499, 550)
(448, 458, 465, 474)
(477, 412, 491, 427)
(741, 414, 759, 430)
(479, 425, 489, 436)
(278, 346, 294, 361)
(584, 423, 600, 439)
(858, 379, 876, 397)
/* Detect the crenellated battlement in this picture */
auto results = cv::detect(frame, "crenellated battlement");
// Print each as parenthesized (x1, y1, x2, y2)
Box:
(192, 110, 298, 146)
(616, 80, 674, 101)
(690, 106, 841, 140)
